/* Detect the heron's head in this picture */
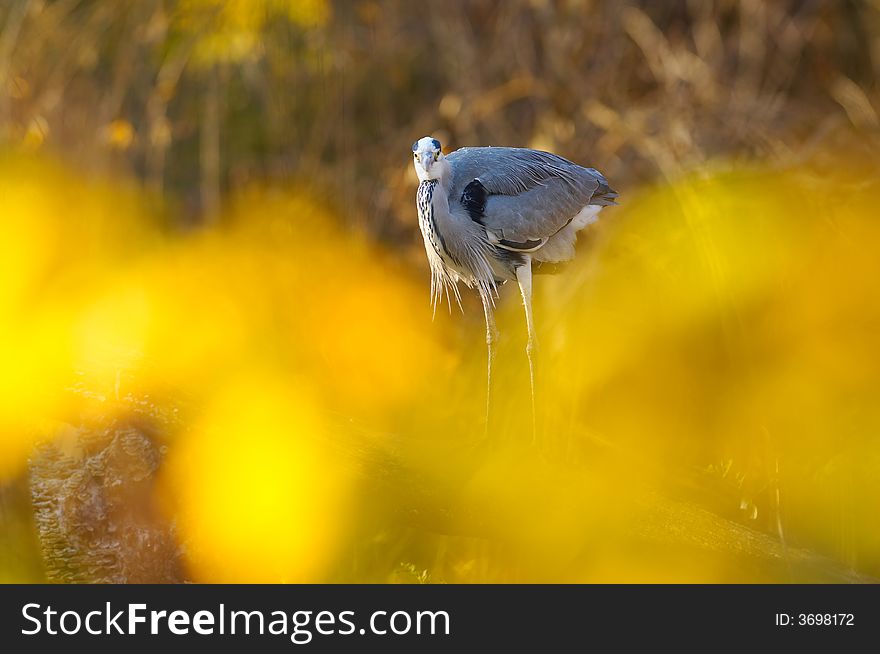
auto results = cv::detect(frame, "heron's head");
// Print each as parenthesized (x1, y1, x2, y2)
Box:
(412, 136, 446, 182)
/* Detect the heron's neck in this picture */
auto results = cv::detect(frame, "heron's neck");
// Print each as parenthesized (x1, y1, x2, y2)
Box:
(422, 178, 451, 222)
(417, 157, 452, 189)
(434, 157, 452, 188)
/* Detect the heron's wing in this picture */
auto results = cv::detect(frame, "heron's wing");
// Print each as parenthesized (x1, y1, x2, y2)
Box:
(446, 147, 616, 244)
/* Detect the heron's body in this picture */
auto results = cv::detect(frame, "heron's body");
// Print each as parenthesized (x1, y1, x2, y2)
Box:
(416, 146, 616, 303)
(411, 137, 617, 435)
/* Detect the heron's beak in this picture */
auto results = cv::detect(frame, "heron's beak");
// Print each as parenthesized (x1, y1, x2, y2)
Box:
(419, 152, 433, 171)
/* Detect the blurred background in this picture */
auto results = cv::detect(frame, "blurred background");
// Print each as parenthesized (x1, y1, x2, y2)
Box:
(1, 0, 879, 583)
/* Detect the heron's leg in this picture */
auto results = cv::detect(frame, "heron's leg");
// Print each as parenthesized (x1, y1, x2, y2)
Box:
(480, 291, 498, 435)
(516, 261, 537, 441)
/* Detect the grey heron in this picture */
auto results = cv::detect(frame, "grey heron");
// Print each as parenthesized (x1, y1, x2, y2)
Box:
(412, 136, 618, 434)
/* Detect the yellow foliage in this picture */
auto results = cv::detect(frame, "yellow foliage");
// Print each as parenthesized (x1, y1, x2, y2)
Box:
(174, 0, 330, 66)
(0, 155, 159, 475)
(1, 151, 879, 582)
(158, 376, 351, 582)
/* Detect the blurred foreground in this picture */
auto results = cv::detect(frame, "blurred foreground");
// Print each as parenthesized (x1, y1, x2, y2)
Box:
(1, 149, 878, 583)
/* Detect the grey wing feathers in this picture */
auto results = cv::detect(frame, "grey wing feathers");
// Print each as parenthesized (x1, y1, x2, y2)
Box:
(583, 167, 618, 206)
(446, 147, 617, 243)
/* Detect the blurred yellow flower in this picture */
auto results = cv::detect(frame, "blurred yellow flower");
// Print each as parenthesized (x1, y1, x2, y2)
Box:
(102, 119, 135, 151)
(158, 376, 352, 582)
